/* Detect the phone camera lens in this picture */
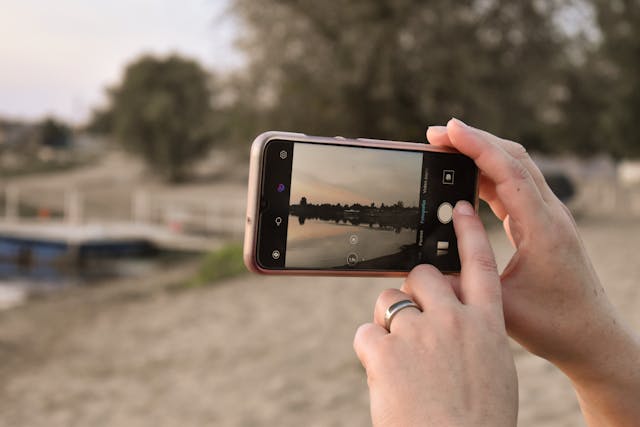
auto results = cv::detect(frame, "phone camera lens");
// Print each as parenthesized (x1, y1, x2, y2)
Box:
(271, 250, 281, 260)
(279, 150, 287, 160)
(277, 183, 286, 193)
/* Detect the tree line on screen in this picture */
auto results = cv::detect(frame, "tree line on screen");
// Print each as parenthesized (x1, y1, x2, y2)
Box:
(83, 0, 640, 182)
(290, 197, 420, 230)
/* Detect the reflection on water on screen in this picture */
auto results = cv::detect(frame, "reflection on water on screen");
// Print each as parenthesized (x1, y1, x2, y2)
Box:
(285, 216, 417, 269)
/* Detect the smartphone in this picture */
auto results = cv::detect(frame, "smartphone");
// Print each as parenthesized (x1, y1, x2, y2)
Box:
(243, 132, 479, 276)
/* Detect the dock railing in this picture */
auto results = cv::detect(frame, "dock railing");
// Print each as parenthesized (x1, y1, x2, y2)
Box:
(0, 185, 246, 253)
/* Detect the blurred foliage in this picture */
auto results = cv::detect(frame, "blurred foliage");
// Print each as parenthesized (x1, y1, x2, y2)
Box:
(89, 55, 222, 182)
(591, 0, 640, 157)
(85, 1, 640, 159)
(187, 243, 246, 287)
(230, 0, 570, 150)
(38, 117, 71, 148)
(228, 0, 640, 158)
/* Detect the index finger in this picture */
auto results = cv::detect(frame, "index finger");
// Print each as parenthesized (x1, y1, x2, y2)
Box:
(437, 119, 551, 228)
(452, 200, 503, 313)
(428, 123, 555, 202)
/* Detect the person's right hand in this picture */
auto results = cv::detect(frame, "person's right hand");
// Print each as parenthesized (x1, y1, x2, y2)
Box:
(427, 119, 640, 427)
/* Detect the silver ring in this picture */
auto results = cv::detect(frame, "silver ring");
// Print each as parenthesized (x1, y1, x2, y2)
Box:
(384, 299, 422, 331)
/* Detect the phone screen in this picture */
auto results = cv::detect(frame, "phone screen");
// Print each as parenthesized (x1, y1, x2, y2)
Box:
(257, 139, 477, 272)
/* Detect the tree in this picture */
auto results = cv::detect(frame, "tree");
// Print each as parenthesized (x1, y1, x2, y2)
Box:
(92, 55, 217, 182)
(590, 0, 640, 158)
(230, 0, 569, 149)
(38, 117, 71, 148)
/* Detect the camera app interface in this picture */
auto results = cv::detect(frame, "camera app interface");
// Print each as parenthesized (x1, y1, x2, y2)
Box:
(278, 142, 474, 271)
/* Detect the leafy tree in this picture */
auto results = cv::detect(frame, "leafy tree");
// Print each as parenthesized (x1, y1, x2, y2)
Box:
(93, 55, 217, 182)
(545, 0, 640, 158)
(38, 117, 71, 148)
(590, 0, 640, 158)
(230, 0, 569, 150)
(85, 107, 113, 135)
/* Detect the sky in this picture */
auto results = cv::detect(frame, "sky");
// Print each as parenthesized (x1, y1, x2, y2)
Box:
(289, 143, 423, 208)
(0, 0, 240, 124)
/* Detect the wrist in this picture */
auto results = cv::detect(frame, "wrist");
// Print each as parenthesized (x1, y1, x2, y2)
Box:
(567, 328, 640, 426)
(558, 316, 640, 389)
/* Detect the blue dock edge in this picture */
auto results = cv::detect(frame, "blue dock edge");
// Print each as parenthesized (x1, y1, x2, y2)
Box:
(0, 236, 157, 266)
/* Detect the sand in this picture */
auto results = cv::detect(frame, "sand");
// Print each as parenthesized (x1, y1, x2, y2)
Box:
(1, 218, 639, 426)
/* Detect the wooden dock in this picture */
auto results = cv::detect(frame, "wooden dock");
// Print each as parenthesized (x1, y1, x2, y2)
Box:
(0, 221, 227, 264)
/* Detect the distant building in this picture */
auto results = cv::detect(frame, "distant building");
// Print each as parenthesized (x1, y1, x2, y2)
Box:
(0, 119, 39, 148)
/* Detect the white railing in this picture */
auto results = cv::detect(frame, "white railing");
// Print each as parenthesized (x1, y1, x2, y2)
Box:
(1, 185, 246, 236)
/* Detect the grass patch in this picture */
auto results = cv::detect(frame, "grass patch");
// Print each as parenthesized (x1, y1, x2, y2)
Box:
(187, 243, 246, 287)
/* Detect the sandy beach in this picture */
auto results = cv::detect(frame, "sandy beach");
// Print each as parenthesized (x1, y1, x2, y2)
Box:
(1, 217, 639, 426)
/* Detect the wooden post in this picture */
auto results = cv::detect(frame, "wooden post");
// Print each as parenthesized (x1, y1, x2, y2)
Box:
(65, 189, 83, 225)
(132, 189, 150, 223)
(5, 185, 18, 221)
(207, 203, 219, 232)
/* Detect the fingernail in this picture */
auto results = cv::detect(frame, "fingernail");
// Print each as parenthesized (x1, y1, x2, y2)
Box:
(454, 200, 475, 216)
(427, 125, 447, 136)
(449, 117, 470, 130)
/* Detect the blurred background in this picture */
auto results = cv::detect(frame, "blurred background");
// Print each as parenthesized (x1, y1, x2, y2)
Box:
(1, 0, 639, 426)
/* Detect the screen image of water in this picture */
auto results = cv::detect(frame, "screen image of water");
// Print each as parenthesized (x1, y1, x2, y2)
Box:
(285, 216, 415, 268)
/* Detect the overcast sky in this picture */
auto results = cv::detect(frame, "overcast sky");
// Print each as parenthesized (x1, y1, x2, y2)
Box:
(0, 0, 240, 123)
(289, 144, 423, 208)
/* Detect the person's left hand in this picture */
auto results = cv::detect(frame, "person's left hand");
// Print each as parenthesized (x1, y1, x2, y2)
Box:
(353, 201, 518, 427)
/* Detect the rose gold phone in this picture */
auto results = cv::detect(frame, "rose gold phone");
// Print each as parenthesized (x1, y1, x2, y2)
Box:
(243, 132, 479, 276)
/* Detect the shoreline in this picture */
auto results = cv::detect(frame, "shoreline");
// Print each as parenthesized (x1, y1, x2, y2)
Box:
(1, 219, 639, 426)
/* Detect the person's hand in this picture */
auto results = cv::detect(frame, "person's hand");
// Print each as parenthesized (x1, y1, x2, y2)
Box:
(353, 201, 518, 427)
(427, 119, 640, 426)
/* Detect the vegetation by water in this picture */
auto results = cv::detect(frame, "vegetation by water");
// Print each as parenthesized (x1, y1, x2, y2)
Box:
(290, 199, 420, 231)
(187, 243, 246, 287)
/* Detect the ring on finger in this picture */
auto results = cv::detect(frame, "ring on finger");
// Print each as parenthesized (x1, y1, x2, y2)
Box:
(384, 299, 422, 331)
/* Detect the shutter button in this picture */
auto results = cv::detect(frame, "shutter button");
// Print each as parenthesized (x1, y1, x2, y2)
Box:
(437, 202, 453, 224)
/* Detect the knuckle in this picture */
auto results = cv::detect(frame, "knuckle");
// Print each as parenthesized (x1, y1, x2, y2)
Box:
(559, 202, 577, 223)
(374, 334, 399, 361)
(409, 263, 440, 281)
(353, 326, 369, 361)
(354, 323, 373, 342)
(376, 288, 401, 306)
(469, 252, 498, 274)
(508, 158, 531, 182)
(499, 137, 530, 162)
(353, 324, 384, 368)
(509, 141, 528, 158)
(353, 323, 373, 350)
